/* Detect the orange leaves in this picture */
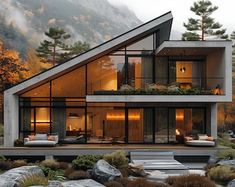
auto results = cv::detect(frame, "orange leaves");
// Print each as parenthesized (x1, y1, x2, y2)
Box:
(0, 40, 29, 90)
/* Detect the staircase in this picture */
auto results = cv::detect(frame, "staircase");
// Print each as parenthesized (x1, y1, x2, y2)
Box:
(130, 151, 189, 170)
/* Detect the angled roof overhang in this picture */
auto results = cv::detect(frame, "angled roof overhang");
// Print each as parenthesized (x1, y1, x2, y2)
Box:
(5, 12, 173, 95)
(156, 40, 232, 56)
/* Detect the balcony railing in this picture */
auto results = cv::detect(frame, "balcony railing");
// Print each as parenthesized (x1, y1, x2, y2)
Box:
(91, 77, 224, 95)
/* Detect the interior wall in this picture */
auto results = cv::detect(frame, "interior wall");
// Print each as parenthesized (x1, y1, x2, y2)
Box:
(206, 50, 224, 90)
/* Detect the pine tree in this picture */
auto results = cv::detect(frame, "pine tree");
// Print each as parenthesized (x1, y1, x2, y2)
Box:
(36, 27, 71, 66)
(36, 27, 90, 66)
(182, 0, 228, 41)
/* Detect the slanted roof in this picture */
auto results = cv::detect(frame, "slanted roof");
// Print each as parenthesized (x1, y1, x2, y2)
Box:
(5, 11, 173, 95)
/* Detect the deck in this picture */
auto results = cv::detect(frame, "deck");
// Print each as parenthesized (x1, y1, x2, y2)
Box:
(0, 144, 227, 158)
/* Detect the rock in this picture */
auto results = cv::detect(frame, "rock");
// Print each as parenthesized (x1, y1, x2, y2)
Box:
(227, 179, 235, 187)
(189, 170, 205, 176)
(92, 159, 122, 183)
(208, 154, 220, 164)
(0, 166, 44, 187)
(146, 170, 169, 181)
(129, 163, 148, 177)
(218, 159, 235, 168)
(62, 179, 104, 187)
(48, 180, 63, 187)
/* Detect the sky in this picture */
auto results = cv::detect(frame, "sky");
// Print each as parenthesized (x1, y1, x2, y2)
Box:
(108, 0, 235, 39)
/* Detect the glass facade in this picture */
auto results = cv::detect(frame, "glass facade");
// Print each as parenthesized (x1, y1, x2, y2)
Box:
(18, 33, 210, 144)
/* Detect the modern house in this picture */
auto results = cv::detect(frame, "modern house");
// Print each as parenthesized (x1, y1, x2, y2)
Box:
(4, 12, 232, 147)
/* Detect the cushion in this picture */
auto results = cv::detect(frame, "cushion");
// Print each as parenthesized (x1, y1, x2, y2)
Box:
(35, 134, 48, 140)
(185, 136, 193, 141)
(48, 135, 56, 141)
(198, 134, 209, 140)
(28, 135, 35, 141)
(206, 137, 214, 141)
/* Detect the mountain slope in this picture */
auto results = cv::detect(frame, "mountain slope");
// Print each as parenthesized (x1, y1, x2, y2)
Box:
(0, 0, 142, 56)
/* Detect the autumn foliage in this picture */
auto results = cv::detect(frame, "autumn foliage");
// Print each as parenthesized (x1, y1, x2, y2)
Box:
(0, 40, 29, 91)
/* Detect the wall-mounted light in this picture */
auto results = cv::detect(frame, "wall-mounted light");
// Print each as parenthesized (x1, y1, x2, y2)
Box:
(180, 67, 186, 73)
(68, 113, 79, 119)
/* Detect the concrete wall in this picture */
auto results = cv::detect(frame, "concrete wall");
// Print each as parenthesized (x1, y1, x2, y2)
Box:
(4, 92, 19, 147)
(210, 103, 217, 139)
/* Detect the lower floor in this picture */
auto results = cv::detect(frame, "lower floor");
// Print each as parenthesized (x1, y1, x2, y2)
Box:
(18, 101, 217, 145)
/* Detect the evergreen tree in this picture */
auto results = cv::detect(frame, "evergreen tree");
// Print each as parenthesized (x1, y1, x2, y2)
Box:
(182, 0, 228, 40)
(36, 27, 71, 66)
(36, 27, 90, 66)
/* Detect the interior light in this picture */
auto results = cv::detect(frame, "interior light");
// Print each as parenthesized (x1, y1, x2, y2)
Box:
(180, 67, 186, 73)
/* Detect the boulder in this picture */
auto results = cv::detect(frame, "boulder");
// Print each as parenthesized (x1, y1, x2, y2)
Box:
(227, 179, 235, 187)
(61, 179, 104, 187)
(218, 159, 235, 168)
(129, 163, 148, 177)
(92, 159, 122, 183)
(146, 170, 169, 181)
(48, 180, 63, 187)
(208, 153, 219, 164)
(0, 166, 44, 187)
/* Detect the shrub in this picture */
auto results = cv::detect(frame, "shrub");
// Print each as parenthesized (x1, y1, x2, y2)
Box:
(219, 137, 235, 149)
(0, 160, 11, 170)
(58, 161, 69, 170)
(72, 155, 102, 170)
(207, 165, 235, 185)
(11, 159, 27, 168)
(166, 174, 216, 187)
(120, 84, 134, 92)
(19, 174, 48, 187)
(217, 149, 235, 160)
(115, 178, 131, 187)
(105, 181, 124, 187)
(40, 159, 60, 170)
(47, 169, 65, 181)
(103, 150, 128, 169)
(0, 155, 6, 161)
(67, 170, 90, 180)
(64, 167, 75, 178)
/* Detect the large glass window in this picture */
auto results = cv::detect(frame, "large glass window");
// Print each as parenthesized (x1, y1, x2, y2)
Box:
(20, 83, 50, 97)
(128, 108, 153, 143)
(87, 106, 125, 143)
(87, 55, 125, 94)
(127, 56, 153, 89)
(175, 108, 205, 136)
(52, 66, 85, 97)
(155, 108, 168, 143)
(169, 60, 205, 89)
(126, 35, 153, 51)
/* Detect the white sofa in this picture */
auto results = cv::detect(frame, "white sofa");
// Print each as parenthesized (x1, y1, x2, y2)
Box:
(24, 134, 58, 147)
(185, 134, 215, 147)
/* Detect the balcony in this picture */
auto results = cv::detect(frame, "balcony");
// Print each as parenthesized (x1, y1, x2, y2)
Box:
(91, 77, 224, 96)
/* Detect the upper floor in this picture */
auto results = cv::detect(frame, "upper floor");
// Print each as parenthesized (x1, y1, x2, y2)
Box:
(4, 12, 232, 103)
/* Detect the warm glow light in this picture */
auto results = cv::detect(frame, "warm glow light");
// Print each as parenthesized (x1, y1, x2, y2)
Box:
(31, 120, 50, 123)
(176, 110, 184, 121)
(106, 112, 140, 120)
(176, 114, 184, 121)
(176, 129, 181, 135)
